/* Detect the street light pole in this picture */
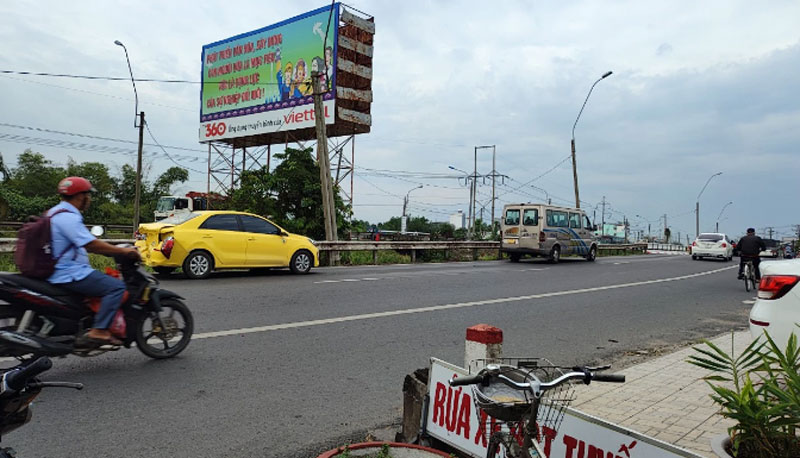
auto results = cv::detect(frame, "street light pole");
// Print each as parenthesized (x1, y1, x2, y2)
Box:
(716, 201, 733, 232)
(114, 40, 144, 233)
(402, 185, 423, 233)
(449, 165, 472, 235)
(695, 172, 722, 237)
(571, 71, 612, 209)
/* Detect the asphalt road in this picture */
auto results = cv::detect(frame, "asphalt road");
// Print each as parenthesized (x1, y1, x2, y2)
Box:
(9, 254, 752, 457)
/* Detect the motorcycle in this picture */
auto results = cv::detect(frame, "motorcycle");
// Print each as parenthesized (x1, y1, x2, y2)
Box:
(0, 357, 82, 457)
(0, 233, 193, 359)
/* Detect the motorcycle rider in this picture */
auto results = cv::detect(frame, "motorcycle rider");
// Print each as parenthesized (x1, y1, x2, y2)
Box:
(46, 177, 140, 346)
(737, 227, 766, 281)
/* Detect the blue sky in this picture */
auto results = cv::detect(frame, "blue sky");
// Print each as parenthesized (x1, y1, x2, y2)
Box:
(0, 1, 798, 241)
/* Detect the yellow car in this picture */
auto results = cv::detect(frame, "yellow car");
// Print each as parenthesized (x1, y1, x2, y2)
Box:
(135, 211, 319, 279)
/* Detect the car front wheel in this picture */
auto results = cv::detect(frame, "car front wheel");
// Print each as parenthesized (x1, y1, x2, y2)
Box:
(290, 250, 313, 274)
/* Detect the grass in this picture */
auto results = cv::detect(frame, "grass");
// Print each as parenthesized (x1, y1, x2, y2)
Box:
(330, 249, 501, 266)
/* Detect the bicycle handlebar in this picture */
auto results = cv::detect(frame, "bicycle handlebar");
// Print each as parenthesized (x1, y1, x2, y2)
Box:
(448, 365, 625, 393)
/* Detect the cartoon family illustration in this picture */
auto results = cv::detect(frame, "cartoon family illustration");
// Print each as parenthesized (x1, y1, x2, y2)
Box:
(274, 46, 334, 102)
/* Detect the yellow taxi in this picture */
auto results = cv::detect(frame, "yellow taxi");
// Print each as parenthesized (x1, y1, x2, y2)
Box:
(135, 211, 319, 279)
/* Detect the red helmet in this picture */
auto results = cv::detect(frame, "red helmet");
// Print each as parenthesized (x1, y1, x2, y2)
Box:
(57, 177, 96, 196)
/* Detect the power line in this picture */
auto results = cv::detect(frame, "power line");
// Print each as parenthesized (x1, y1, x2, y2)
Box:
(144, 121, 206, 174)
(0, 69, 279, 86)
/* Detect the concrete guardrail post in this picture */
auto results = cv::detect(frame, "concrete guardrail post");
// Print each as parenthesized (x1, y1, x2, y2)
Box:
(465, 324, 503, 372)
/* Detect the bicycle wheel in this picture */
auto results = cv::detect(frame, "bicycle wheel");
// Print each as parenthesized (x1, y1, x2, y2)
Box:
(486, 432, 506, 458)
(744, 264, 752, 292)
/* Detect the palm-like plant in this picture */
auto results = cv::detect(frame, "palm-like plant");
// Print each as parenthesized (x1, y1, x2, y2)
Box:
(689, 331, 800, 457)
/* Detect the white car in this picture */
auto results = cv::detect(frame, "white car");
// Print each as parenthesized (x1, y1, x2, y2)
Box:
(749, 259, 800, 349)
(691, 233, 733, 261)
(759, 239, 781, 258)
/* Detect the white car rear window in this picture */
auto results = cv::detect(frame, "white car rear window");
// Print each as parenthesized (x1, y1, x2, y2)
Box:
(698, 234, 723, 242)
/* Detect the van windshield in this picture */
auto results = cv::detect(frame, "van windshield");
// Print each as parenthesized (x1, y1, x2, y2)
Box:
(505, 209, 520, 226)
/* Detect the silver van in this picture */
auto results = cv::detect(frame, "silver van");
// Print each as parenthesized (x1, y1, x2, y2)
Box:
(500, 203, 598, 263)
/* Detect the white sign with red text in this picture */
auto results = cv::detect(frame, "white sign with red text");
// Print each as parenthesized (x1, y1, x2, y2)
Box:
(426, 358, 701, 458)
(199, 99, 335, 142)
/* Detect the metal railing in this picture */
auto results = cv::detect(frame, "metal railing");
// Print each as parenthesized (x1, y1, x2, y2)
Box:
(646, 243, 687, 252)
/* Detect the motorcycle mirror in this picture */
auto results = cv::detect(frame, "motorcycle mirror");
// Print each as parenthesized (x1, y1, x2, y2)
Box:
(90, 225, 105, 237)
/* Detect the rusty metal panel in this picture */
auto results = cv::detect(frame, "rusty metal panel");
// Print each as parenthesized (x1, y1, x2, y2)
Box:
(341, 9, 376, 34)
(337, 86, 372, 103)
(338, 35, 373, 57)
(338, 107, 372, 126)
(337, 57, 373, 79)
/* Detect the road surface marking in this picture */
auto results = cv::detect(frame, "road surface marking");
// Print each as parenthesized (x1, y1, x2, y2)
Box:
(194, 265, 736, 341)
(742, 300, 756, 305)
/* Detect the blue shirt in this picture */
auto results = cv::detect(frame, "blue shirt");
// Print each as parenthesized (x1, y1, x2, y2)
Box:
(46, 201, 96, 284)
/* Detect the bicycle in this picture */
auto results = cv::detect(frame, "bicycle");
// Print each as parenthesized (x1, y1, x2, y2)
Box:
(742, 258, 758, 292)
(449, 359, 624, 458)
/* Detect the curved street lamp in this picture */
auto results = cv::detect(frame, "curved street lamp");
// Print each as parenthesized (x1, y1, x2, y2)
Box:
(716, 201, 733, 232)
(114, 40, 144, 233)
(530, 185, 551, 205)
(401, 184, 423, 233)
(696, 172, 722, 237)
(571, 70, 613, 208)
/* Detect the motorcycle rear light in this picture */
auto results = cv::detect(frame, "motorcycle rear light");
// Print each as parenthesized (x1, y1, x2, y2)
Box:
(161, 237, 175, 259)
(757, 275, 800, 300)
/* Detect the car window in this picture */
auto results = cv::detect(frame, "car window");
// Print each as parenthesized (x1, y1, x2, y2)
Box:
(240, 215, 280, 235)
(505, 209, 520, 226)
(583, 215, 592, 229)
(698, 234, 723, 242)
(522, 209, 538, 226)
(199, 214, 241, 231)
(569, 213, 581, 229)
(546, 210, 568, 228)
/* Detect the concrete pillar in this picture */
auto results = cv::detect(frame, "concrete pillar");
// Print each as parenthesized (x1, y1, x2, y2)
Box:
(465, 324, 503, 373)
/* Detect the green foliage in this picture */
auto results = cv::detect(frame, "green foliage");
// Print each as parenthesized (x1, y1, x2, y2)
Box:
(688, 331, 800, 457)
(228, 147, 351, 240)
(0, 150, 189, 225)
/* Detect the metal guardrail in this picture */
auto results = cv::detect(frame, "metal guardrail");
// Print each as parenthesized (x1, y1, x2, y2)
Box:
(646, 243, 687, 252)
(0, 238, 132, 253)
(0, 221, 133, 233)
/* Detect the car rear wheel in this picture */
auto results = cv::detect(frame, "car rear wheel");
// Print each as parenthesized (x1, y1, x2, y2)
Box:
(183, 251, 213, 279)
(692, 255, 697, 260)
(290, 250, 313, 274)
(549, 245, 561, 264)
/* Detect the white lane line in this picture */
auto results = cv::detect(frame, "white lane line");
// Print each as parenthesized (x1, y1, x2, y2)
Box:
(613, 262, 631, 265)
(742, 300, 756, 305)
(518, 268, 547, 272)
(193, 265, 736, 341)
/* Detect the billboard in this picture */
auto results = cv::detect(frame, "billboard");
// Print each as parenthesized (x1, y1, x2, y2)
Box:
(200, 4, 339, 142)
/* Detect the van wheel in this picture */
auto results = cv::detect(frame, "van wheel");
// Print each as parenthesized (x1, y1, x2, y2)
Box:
(509, 253, 521, 263)
(586, 246, 597, 262)
(549, 245, 561, 264)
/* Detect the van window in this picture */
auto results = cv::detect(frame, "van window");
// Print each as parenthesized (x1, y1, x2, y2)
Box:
(546, 210, 568, 228)
(569, 213, 581, 229)
(583, 215, 593, 229)
(523, 209, 538, 226)
(504, 209, 520, 226)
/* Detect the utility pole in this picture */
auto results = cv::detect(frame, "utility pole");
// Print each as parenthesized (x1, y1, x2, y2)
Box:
(133, 111, 144, 232)
(312, 72, 338, 250)
(490, 145, 496, 238)
(471, 146, 478, 239)
(600, 196, 607, 236)
(767, 227, 774, 239)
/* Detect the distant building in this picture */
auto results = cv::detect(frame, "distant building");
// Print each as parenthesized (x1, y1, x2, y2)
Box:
(450, 210, 466, 229)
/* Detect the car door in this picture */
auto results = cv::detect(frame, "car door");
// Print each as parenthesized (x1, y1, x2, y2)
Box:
(196, 214, 246, 266)
(240, 215, 287, 266)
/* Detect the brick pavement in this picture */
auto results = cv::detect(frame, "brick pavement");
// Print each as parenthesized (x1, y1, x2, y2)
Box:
(572, 330, 752, 457)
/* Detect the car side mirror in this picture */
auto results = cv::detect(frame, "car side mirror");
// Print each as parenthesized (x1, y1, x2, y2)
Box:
(592, 225, 598, 231)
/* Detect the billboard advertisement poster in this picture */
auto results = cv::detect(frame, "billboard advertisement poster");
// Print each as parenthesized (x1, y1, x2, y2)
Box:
(200, 4, 338, 142)
(426, 358, 701, 458)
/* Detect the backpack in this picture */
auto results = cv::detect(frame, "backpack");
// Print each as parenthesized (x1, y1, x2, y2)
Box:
(14, 209, 71, 279)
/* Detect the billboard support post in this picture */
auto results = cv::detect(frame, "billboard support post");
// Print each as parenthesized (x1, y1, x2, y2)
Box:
(313, 71, 338, 257)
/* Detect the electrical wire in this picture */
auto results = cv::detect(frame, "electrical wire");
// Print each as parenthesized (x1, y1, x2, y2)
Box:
(143, 121, 205, 174)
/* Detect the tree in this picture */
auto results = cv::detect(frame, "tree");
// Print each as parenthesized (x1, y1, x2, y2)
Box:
(8, 150, 65, 198)
(229, 147, 351, 240)
(664, 227, 672, 243)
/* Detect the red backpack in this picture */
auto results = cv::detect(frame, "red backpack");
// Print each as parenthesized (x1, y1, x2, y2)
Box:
(14, 209, 71, 278)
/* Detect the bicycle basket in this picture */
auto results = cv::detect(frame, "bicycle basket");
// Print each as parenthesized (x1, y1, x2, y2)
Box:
(469, 358, 576, 433)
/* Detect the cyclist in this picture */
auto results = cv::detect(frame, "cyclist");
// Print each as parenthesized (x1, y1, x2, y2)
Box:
(737, 228, 766, 281)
